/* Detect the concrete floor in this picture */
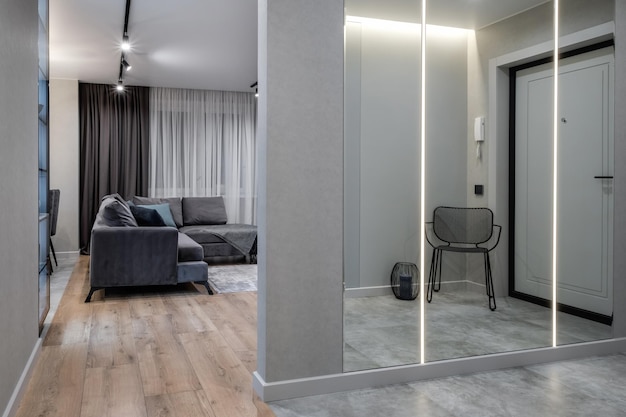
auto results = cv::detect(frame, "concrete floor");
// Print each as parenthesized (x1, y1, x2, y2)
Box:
(344, 288, 612, 371)
(270, 352, 626, 416)
(271, 289, 620, 417)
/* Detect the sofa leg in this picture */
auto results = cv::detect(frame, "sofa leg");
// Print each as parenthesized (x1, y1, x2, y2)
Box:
(197, 281, 214, 295)
(84, 287, 102, 303)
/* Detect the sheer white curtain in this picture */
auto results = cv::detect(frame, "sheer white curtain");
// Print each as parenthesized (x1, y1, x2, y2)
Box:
(149, 88, 257, 224)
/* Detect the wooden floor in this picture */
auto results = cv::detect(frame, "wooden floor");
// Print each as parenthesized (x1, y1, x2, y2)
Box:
(15, 256, 275, 417)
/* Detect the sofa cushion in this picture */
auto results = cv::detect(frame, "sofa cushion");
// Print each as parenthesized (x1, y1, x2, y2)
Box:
(101, 196, 138, 227)
(177, 232, 204, 262)
(130, 205, 166, 227)
(138, 203, 176, 227)
(179, 226, 227, 244)
(182, 196, 228, 225)
(132, 196, 183, 227)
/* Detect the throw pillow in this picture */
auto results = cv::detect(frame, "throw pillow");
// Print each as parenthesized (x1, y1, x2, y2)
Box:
(138, 203, 176, 227)
(132, 196, 183, 227)
(182, 196, 228, 225)
(130, 205, 166, 227)
(101, 197, 138, 227)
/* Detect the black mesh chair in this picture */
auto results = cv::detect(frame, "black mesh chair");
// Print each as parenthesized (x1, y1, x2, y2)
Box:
(425, 206, 501, 310)
(49, 189, 60, 270)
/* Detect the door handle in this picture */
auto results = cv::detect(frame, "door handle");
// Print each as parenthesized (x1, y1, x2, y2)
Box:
(594, 176, 614, 179)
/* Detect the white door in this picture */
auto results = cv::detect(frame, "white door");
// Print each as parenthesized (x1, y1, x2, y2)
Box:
(514, 47, 614, 317)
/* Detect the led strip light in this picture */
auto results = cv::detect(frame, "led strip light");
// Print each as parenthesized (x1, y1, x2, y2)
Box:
(419, 0, 427, 365)
(552, 0, 559, 348)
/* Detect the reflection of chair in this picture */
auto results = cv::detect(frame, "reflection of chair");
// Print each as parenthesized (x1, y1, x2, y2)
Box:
(425, 206, 501, 310)
(49, 189, 60, 270)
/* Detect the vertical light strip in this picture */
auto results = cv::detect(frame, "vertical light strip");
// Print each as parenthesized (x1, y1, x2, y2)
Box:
(419, 0, 426, 364)
(552, 0, 559, 348)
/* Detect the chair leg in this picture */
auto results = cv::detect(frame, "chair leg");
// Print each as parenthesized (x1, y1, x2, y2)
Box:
(427, 248, 441, 303)
(484, 252, 496, 311)
(435, 250, 443, 292)
(50, 239, 58, 266)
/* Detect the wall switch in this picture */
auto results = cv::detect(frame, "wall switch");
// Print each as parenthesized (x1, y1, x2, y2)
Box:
(474, 184, 484, 195)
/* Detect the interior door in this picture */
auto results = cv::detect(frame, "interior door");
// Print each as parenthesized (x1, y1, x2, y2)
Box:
(514, 47, 614, 317)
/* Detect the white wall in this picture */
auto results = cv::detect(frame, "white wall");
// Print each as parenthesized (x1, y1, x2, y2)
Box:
(49, 79, 79, 253)
(256, 0, 344, 383)
(0, 0, 39, 414)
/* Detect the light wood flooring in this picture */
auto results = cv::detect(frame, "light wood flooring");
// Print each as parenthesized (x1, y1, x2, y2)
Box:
(15, 255, 275, 417)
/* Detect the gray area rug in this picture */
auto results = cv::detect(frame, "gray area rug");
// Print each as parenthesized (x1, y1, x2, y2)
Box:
(207, 264, 258, 293)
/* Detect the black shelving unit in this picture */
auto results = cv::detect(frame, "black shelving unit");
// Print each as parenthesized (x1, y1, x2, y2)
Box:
(37, 0, 50, 334)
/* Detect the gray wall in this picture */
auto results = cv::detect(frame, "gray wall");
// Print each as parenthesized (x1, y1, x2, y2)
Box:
(0, 0, 39, 413)
(471, 0, 615, 205)
(49, 79, 80, 253)
(345, 21, 422, 289)
(256, 0, 344, 382)
(344, 21, 469, 289)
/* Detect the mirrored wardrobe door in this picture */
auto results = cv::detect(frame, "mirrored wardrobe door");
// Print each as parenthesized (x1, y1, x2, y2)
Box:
(424, 0, 556, 362)
(555, 0, 614, 345)
(343, 0, 423, 372)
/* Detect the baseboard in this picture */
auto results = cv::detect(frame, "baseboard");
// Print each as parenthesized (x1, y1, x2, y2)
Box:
(344, 280, 482, 299)
(253, 338, 626, 402)
(344, 285, 392, 298)
(2, 338, 42, 417)
(55, 251, 80, 260)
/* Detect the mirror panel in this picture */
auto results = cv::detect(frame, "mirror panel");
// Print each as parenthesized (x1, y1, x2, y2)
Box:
(343, 0, 616, 371)
(423, 1, 556, 362)
(555, 0, 614, 345)
(343, 1, 422, 372)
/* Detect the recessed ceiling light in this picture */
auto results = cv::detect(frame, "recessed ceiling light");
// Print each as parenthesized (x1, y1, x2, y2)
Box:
(121, 34, 130, 51)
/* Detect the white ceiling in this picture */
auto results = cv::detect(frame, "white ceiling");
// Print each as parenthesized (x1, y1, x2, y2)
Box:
(50, 0, 258, 92)
(50, 0, 548, 93)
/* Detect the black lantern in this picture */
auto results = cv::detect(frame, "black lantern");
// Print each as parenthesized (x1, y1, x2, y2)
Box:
(390, 262, 419, 300)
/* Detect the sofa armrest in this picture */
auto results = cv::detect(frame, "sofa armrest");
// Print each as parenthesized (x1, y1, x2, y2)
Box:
(90, 226, 179, 287)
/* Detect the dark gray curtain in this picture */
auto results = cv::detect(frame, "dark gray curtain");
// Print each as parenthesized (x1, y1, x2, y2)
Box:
(79, 83, 149, 253)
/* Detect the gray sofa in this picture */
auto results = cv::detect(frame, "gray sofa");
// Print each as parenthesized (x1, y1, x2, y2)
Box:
(131, 195, 257, 264)
(86, 194, 257, 302)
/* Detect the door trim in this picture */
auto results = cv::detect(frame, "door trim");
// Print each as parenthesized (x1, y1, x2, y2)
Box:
(508, 40, 615, 325)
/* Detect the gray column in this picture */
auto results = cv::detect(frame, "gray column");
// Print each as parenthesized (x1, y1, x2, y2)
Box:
(0, 0, 39, 413)
(256, 0, 345, 382)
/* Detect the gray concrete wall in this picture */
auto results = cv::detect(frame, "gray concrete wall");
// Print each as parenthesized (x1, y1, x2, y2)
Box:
(0, 0, 39, 413)
(256, 0, 344, 382)
(49, 79, 80, 253)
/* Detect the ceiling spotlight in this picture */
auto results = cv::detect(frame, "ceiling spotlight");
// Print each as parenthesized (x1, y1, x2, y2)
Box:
(121, 57, 132, 71)
(121, 33, 130, 51)
(116, 80, 124, 92)
(250, 81, 258, 98)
